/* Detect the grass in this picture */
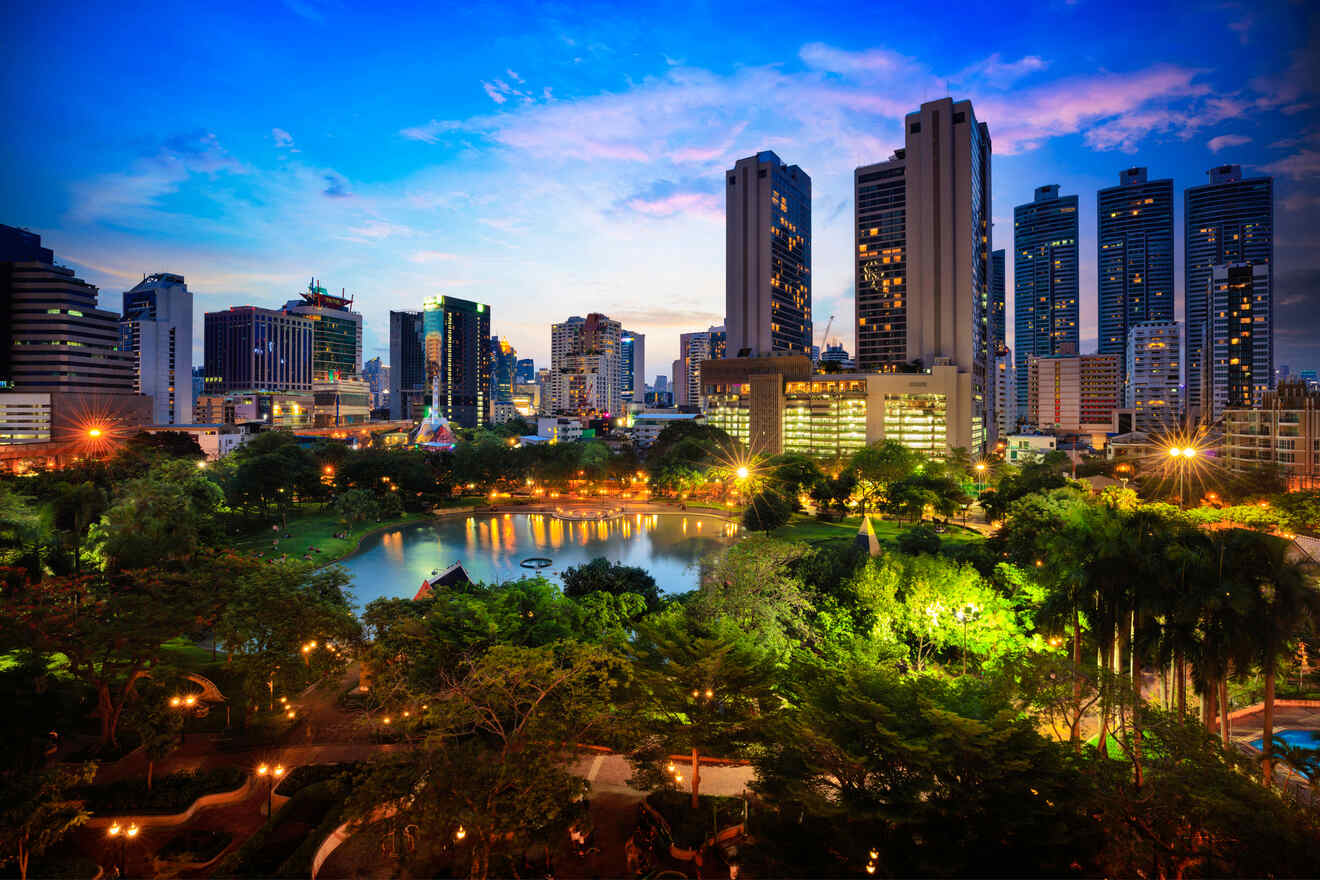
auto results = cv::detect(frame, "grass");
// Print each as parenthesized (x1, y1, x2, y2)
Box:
(227, 508, 424, 563)
(772, 514, 985, 546)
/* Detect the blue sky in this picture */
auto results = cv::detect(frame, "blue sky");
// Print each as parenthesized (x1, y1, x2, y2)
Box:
(3, 0, 1317, 378)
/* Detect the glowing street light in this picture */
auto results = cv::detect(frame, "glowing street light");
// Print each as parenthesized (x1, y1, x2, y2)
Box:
(256, 763, 285, 822)
(735, 465, 749, 481)
(107, 821, 139, 877)
(87, 428, 103, 438)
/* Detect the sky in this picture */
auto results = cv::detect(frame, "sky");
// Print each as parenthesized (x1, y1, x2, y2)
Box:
(3, 0, 1318, 382)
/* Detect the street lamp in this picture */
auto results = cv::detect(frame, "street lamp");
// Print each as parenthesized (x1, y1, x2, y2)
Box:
(169, 693, 198, 743)
(954, 604, 980, 676)
(1166, 445, 1199, 507)
(256, 763, 285, 823)
(107, 821, 139, 877)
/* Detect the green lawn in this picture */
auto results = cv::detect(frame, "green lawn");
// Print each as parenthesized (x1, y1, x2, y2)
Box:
(771, 514, 985, 546)
(228, 508, 425, 563)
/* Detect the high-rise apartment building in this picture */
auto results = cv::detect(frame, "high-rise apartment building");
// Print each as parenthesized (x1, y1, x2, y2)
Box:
(423, 295, 491, 427)
(620, 330, 645, 404)
(515, 358, 535, 384)
(550, 313, 622, 415)
(1224, 381, 1320, 490)
(1097, 167, 1174, 391)
(1013, 185, 1079, 414)
(203, 306, 314, 395)
(990, 248, 1006, 356)
(1027, 346, 1120, 436)
(900, 97, 993, 452)
(490, 336, 518, 401)
(362, 357, 388, 409)
(726, 151, 811, 357)
(1208, 262, 1272, 419)
(1185, 165, 1273, 417)
(674, 328, 726, 408)
(389, 310, 425, 420)
(854, 155, 909, 370)
(119, 272, 193, 425)
(993, 347, 1016, 439)
(0, 225, 150, 443)
(1125, 319, 1181, 433)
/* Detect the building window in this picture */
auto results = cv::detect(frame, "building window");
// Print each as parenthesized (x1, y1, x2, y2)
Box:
(953, 111, 966, 124)
(909, 122, 921, 134)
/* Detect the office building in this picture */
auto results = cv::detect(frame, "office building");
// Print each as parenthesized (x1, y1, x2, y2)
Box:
(859, 97, 992, 452)
(1013, 184, 1079, 413)
(708, 326, 727, 359)
(1027, 346, 1121, 437)
(1185, 165, 1273, 417)
(1125, 319, 1181, 433)
(515, 358, 535, 384)
(818, 343, 855, 371)
(993, 347, 1016, 439)
(362, 356, 388, 409)
(855, 155, 910, 370)
(282, 280, 362, 382)
(620, 330, 645, 403)
(1208, 262, 1272, 419)
(674, 329, 716, 408)
(1098, 168, 1174, 390)
(195, 390, 314, 427)
(990, 248, 1006, 356)
(702, 355, 972, 458)
(203, 306, 313, 395)
(389, 310, 425, 420)
(1, 225, 150, 443)
(120, 273, 193, 425)
(726, 151, 812, 357)
(491, 336, 518, 401)
(1224, 380, 1320, 490)
(422, 295, 492, 428)
(550, 313, 622, 415)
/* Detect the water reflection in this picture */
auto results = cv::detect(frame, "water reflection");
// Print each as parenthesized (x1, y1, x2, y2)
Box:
(340, 512, 735, 608)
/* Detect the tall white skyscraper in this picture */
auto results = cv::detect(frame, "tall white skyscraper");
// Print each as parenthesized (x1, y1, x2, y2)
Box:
(120, 273, 193, 425)
(993, 347, 1016, 439)
(1125, 319, 1181, 433)
(725, 151, 811, 358)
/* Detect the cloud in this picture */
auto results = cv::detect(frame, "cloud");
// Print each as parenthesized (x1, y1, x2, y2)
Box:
(399, 119, 461, 143)
(272, 128, 296, 149)
(506, 68, 524, 83)
(340, 219, 413, 241)
(69, 131, 245, 223)
(1207, 133, 1251, 152)
(799, 42, 909, 76)
(617, 180, 721, 219)
(409, 250, 459, 263)
(282, 0, 325, 23)
(323, 172, 352, 198)
(482, 81, 509, 104)
(959, 53, 1049, 84)
(1259, 149, 1320, 180)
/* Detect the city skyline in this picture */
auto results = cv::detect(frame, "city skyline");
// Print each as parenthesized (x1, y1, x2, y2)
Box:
(2, 0, 1317, 375)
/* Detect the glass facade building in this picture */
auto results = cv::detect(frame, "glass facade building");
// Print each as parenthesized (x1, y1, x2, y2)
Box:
(389, 310, 425, 420)
(1012, 185, 1079, 413)
(1097, 168, 1174, 392)
(854, 157, 909, 370)
(283, 281, 362, 383)
(783, 379, 869, 458)
(1185, 165, 1273, 416)
(1209, 262, 1271, 419)
(422, 295, 492, 427)
(990, 248, 1006, 356)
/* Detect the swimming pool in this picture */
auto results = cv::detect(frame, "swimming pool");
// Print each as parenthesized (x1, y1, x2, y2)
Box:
(1249, 728, 1320, 751)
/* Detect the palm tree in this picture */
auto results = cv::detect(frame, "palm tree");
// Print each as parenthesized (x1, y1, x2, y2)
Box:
(1148, 524, 1210, 718)
(1237, 532, 1320, 787)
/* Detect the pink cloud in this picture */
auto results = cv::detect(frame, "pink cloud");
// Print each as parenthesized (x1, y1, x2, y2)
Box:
(624, 191, 721, 219)
(1208, 133, 1252, 153)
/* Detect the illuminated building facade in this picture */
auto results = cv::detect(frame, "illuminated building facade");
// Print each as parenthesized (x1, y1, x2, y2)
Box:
(550, 313, 622, 416)
(1013, 185, 1079, 412)
(1224, 380, 1320, 490)
(1209, 262, 1271, 419)
(726, 151, 812, 357)
(204, 306, 313, 394)
(389, 310, 425, 420)
(702, 355, 969, 458)
(490, 336, 518, 401)
(1027, 346, 1121, 436)
(423, 295, 491, 428)
(854, 155, 909, 370)
(1124, 319, 1181, 433)
(1185, 165, 1273, 417)
(990, 248, 1006, 356)
(620, 330, 645, 403)
(1098, 167, 1174, 390)
(283, 280, 362, 383)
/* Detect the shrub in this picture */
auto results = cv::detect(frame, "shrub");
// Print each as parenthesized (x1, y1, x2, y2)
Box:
(81, 766, 246, 815)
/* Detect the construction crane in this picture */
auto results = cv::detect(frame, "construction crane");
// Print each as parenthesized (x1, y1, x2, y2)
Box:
(817, 314, 835, 352)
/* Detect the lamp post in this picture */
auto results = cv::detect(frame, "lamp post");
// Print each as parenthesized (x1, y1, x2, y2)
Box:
(1115, 462, 1132, 490)
(301, 640, 318, 668)
(1166, 446, 1198, 508)
(256, 763, 285, 823)
(955, 605, 979, 676)
(107, 821, 138, 878)
(169, 694, 198, 744)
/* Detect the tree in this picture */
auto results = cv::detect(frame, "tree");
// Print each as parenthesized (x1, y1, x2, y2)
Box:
(224, 431, 318, 522)
(92, 459, 223, 570)
(345, 643, 622, 879)
(49, 481, 105, 573)
(694, 535, 812, 651)
(625, 610, 778, 808)
(848, 440, 920, 512)
(561, 557, 661, 611)
(743, 489, 792, 534)
(333, 488, 380, 526)
(896, 524, 941, 555)
(767, 453, 824, 509)
(124, 680, 183, 790)
(0, 486, 51, 578)
(0, 763, 95, 880)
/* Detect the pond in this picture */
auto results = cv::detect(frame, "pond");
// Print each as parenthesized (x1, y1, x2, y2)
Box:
(339, 511, 737, 606)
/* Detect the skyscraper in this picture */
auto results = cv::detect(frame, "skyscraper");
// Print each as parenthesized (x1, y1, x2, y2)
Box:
(515, 358, 535, 384)
(422, 295, 491, 427)
(993, 347, 1016, 439)
(282, 280, 363, 382)
(1012, 185, 1079, 414)
(620, 330, 645, 403)
(1125, 319, 1181, 433)
(203, 306, 313, 394)
(120, 272, 193, 425)
(490, 336, 518, 401)
(550, 313, 622, 415)
(725, 151, 811, 358)
(900, 97, 993, 452)
(1097, 168, 1175, 395)
(1209, 263, 1272, 419)
(1185, 165, 1273, 418)
(989, 248, 1006, 356)
(389, 310, 425, 420)
(854, 154, 909, 371)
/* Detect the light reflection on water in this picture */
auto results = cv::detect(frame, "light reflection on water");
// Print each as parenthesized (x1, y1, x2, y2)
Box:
(339, 512, 735, 608)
